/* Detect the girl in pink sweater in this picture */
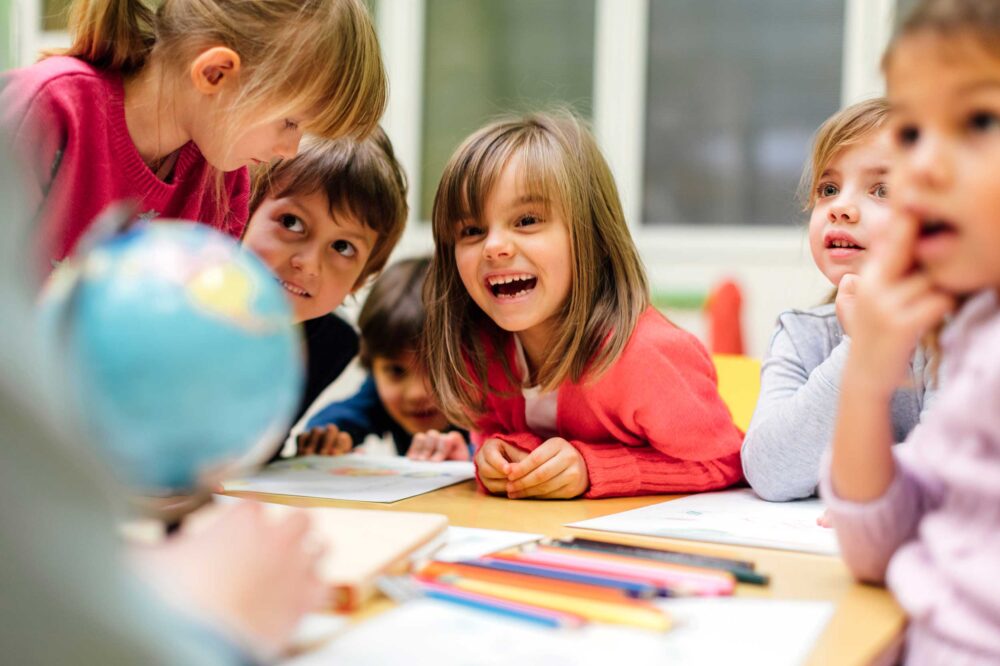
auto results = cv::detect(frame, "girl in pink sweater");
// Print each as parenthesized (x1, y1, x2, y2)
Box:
(1, 0, 386, 272)
(424, 111, 743, 500)
(824, 1, 1000, 663)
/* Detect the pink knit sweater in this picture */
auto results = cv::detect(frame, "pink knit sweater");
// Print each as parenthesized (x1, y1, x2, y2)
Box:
(1, 56, 249, 268)
(822, 289, 1000, 665)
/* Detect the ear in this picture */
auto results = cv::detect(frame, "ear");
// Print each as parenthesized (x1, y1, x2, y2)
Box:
(190, 47, 242, 95)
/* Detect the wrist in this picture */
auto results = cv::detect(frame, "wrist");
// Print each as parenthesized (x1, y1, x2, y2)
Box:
(842, 356, 897, 401)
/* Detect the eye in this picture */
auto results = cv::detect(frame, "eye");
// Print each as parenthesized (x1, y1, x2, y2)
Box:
(515, 214, 540, 227)
(968, 110, 1000, 133)
(279, 214, 304, 233)
(381, 362, 407, 380)
(332, 239, 357, 257)
(817, 183, 839, 198)
(897, 124, 919, 147)
(458, 223, 484, 239)
(283, 119, 299, 131)
(871, 183, 888, 199)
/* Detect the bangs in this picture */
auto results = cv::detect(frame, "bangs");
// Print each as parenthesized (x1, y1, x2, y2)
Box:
(435, 126, 568, 244)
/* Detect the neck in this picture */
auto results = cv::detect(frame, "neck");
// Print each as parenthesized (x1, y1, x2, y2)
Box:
(516, 324, 554, 386)
(122, 59, 192, 166)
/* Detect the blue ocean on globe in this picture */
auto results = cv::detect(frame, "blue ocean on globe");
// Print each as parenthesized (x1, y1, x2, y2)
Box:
(42, 222, 304, 493)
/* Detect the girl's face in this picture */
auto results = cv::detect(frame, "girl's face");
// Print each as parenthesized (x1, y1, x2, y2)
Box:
(808, 129, 893, 287)
(886, 33, 1000, 295)
(243, 190, 378, 322)
(192, 100, 308, 171)
(453, 156, 573, 365)
(371, 351, 450, 435)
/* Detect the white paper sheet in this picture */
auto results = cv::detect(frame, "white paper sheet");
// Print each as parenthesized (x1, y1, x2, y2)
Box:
(434, 526, 544, 562)
(282, 597, 833, 666)
(222, 454, 475, 503)
(568, 489, 839, 556)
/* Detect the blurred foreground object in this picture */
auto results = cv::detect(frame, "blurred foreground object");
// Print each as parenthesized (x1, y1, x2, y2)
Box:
(41, 221, 304, 494)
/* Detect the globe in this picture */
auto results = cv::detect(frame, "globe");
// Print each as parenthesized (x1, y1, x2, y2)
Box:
(42, 222, 304, 494)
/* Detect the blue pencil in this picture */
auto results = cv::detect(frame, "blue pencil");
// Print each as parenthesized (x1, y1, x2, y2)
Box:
(419, 581, 583, 628)
(461, 557, 666, 598)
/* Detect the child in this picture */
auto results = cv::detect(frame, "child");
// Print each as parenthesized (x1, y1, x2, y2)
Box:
(0, 0, 386, 272)
(242, 130, 408, 459)
(824, 0, 1000, 662)
(297, 257, 469, 460)
(424, 111, 744, 499)
(742, 99, 937, 502)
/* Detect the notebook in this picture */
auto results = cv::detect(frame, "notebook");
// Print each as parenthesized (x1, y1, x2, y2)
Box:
(203, 498, 449, 610)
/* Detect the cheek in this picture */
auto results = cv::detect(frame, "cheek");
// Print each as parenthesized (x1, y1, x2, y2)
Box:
(454, 248, 480, 291)
(375, 381, 404, 414)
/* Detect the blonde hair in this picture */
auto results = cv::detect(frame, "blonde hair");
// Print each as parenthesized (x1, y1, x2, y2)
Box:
(799, 98, 891, 211)
(424, 110, 650, 429)
(54, 0, 387, 142)
(250, 129, 408, 290)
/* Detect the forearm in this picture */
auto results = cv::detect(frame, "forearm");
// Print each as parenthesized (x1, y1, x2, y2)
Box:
(830, 357, 897, 502)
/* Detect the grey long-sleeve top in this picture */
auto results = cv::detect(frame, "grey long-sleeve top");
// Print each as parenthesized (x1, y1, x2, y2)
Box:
(742, 303, 936, 502)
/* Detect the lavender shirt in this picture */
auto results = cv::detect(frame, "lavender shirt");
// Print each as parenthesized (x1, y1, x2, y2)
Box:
(821, 290, 1000, 665)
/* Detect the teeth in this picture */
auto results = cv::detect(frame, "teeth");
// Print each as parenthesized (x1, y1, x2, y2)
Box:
(829, 239, 860, 249)
(487, 273, 534, 286)
(279, 280, 309, 297)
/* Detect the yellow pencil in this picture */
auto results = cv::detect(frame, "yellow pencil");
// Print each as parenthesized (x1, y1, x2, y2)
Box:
(448, 577, 672, 632)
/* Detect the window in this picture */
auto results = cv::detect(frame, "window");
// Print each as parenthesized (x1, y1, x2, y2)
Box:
(642, 0, 845, 227)
(420, 0, 595, 218)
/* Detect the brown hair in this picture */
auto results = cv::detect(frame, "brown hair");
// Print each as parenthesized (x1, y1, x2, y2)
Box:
(424, 110, 650, 429)
(54, 0, 386, 141)
(886, 0, 1000, 68)
(250, 128, 408, 290)
(799, 98, 891, 211)
(357, 257, 431, 368)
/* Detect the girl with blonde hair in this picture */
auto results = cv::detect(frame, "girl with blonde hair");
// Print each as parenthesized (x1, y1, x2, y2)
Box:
(743, 98, 937, 502)
(424, 110, 743, 499)
(1, 0, 386, 272)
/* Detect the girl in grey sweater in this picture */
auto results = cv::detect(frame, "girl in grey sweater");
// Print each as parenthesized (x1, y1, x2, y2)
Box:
(742, 99, 935, 501)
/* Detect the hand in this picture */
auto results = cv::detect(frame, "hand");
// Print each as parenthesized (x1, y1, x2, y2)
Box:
(407, 430, 470, 462)
(474, 438, 528, 495)
(846, 210, 954, 394)
(296, 425, 352, 456)
(505, 437, 590, 500)
(835, 273, 859, 337)
(816, 509, 833, 528)
(131, 501, 325, 657)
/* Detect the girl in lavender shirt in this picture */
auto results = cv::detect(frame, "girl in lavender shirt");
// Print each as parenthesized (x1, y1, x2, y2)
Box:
(823, 1, 1000, 663)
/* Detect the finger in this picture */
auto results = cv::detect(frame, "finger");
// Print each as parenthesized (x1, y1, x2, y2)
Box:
(901, 292, 955, 334)
(444, 432, 470, 461)
(319, 427, 341, 456)
(334, 431, 352, 455)
(869, 210, 918, 282)
(525, 480, 575, 500)
(837, 273, 859, 295)
(407, 434, 430, 460)
(506, 441, 560, 481)
(430, 436, 450, 462)
(506, 454, 566, 494)
(480, 442, 513, 479)
(298, 430, 319, 456)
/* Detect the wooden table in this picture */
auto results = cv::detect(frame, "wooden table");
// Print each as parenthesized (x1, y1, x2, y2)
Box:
(228, 481, 905, 666)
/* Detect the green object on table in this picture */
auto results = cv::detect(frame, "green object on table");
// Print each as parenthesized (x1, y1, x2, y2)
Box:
(652, 289, 707, 311)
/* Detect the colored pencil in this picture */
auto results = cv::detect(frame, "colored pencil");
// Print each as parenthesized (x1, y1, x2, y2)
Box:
(458, 558, 663, 598)
(415, 579, 585, 628)
(551, 537, 769, 585)
(443, 576, 673, 632)
(419, 560, 653, 601)
(495, 548, 734, 596)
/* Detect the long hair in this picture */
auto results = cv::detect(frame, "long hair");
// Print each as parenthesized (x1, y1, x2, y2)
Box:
(424, 110, 650, 429)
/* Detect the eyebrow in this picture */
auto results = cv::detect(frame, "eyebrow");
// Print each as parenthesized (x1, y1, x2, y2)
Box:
(893, 79, 1000, 114)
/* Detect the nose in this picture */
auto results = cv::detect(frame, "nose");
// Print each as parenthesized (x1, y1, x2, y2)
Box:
(274, 131, 303, 160)
(289, 245, 320, 277)
(482, 226, 514, 261)
(827, 200, 859, 224)
(905, 132, 952, 190)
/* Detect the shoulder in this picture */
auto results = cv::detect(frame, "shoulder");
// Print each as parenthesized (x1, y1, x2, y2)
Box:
(768, 303, 842, 357)
(305, 313, 359, 347)
(604, 307, 714, 380)
(2, 57, 110, 112)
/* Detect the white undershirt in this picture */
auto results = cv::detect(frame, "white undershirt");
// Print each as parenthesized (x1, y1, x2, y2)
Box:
(513, 335, 559, 439)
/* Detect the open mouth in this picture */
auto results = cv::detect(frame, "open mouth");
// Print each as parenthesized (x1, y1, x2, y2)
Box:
(278, 279, 311, 298)
(824, 234, 864, 251)
(406, 407, 441, 420)
(919, 218, 957, 239)
(486, 273, 537, 299)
